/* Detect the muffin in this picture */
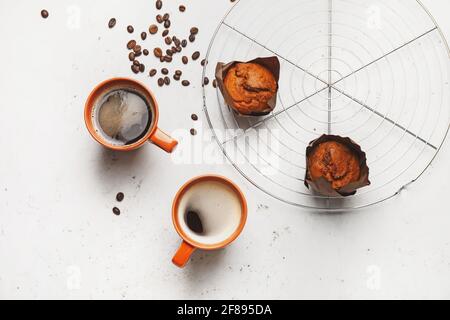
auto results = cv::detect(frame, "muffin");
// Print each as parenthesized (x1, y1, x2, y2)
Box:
(215, 57, 280, 116)
(305, 135, 370, 197)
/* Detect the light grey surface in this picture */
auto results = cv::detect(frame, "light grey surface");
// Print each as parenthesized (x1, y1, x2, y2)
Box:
(0, 0, 449, 300)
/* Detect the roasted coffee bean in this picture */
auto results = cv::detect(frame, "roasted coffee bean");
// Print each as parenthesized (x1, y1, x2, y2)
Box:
(158, 78, 164, 86)
(129, 52, 136, 61)
(192, 51, 200, 61)
(165, 37, 172, 45)
(133, 45, 142, 53)
(213, 79, 217, 88)
(131, 65, 140, 74)
(173, 74, 181, 81)
(133, 60, 141, 66)
(143, 49, 149, 56)
(141, 32, 147, 40)
(149, 24, 158, 34)
(160, 56, 165, 62)
(164, 20, 171, 29)
(163, 13, 170, 21)
(164, 55, 172, 63)
(156, 14, 163, 24)
(113, 207, 121, 215)
(190, 128, 197, 136)
(161, 68, 169, 75)
(164, 76, 170, 85)
(179, 5, 186, 12)
(175, 70, 182, 76)
(182, 80, 190, 87)
(201, 59, 207, 66)
(156, 0, 163, 10)
(190, 27, 199, 35)
(166, 49, 173, 56)
(191, 114, 199, 121)
(41, 10, 49, 19)
(162, 29, 169, 37)
(154, 47, 163, 58)
(182, 56, 188, 64)
(173, 38, 181, 47)
(127, 25, 134, 33)
(116, 192, 125, 202)
(181, 39, 187, 48)
(203, 77, 210, 86)
(108, 18, 116, 28)
(127, 40, 137, 50)
(149, 69, 157, 77)
(139, 64, 145, 72)
(189, 34, 196, 42)
(135, 50, 142, 57)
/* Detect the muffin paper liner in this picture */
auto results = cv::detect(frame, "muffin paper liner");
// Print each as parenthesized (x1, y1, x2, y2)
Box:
(304, 135, 371, 197)
(215, 56, 280, 116)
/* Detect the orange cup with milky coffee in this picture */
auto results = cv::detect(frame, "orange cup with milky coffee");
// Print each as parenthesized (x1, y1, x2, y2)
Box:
(172, 175, 248, 268)
(84, 78, 178, 153)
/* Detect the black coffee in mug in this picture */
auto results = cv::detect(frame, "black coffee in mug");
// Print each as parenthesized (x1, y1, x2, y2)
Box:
(93, 89, 152, 146)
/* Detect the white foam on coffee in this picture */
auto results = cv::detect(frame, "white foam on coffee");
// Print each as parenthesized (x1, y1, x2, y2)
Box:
(92, 89, 152, 146)
(177, 180, 243, 246)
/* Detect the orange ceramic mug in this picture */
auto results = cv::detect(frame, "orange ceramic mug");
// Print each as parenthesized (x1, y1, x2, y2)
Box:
(84, 77, 178, 152)
(172, 175, 248, 268)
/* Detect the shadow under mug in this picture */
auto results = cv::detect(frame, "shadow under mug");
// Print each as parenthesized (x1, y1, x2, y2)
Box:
(172, 175, 248, 268)
(84, 77, 178, 153)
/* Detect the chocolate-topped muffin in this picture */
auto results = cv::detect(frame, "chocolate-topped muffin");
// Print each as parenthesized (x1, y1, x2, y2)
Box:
(224, 63, 277, 115)
(215, 57, 280, 116)
(305, 135, 370, 197)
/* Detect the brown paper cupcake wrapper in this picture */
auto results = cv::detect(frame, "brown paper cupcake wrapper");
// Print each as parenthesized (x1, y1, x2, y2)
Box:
(304, 135, 371, 197)
(215, 56, 280, 116)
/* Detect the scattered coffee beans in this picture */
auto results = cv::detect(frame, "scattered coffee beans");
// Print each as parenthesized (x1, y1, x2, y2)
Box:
(149, 24, 158, 34)
(164, 77, 170, 85)
(41, 10, 49, 19)
(113, 207, 121, 216)
(192, 51, 200, 61)
(108, 18, 116, 28)
(116, 192, 125, 202)
(131, 65, 139, 74)
(127, 40, 136, 50)
(154, 47, 163, 58)
(156, 0, 163, 10)
(127, 25, 134, 33)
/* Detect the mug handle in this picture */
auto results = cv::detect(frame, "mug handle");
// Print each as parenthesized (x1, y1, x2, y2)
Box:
(150, 128, 178, 153)
(172, 241, 196, 268)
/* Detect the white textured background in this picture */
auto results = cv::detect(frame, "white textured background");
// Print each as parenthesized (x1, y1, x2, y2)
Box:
(0, 0, 449, 299)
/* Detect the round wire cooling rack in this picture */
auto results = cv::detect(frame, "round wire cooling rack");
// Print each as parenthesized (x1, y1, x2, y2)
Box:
(202, 0, 450, 211)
